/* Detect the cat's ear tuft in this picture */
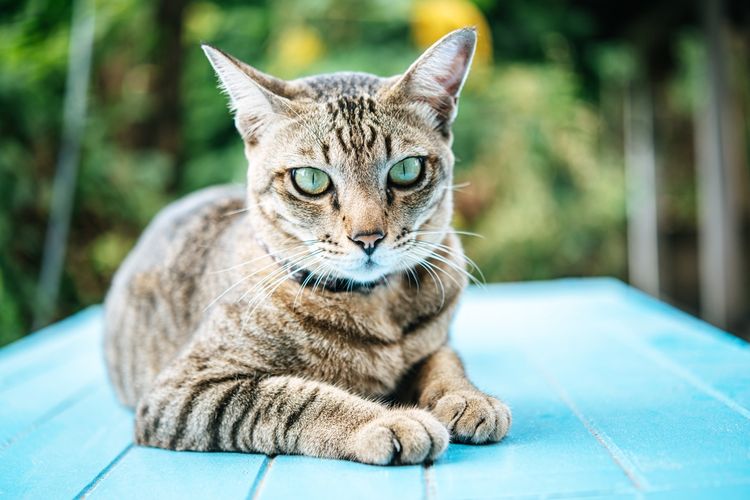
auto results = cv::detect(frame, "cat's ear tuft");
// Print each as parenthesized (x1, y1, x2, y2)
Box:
(201, 44, 292, 142)
(387, 28, 477, 132)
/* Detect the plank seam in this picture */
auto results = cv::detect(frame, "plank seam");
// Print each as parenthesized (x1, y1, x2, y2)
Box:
(536, 489, 644, 499)
(247, 455, 273, 500)
(531, 358, 650, 492)
(74, 443, 134, 498)
(610, 328, 750, 421)
(422, 463, 437, 500)
(0, 382, 97, 452)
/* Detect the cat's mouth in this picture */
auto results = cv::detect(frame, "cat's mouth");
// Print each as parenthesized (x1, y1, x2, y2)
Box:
(347, 259, 387, 283)
(320, 252, 393, 284)
(283, 252, 390, 293)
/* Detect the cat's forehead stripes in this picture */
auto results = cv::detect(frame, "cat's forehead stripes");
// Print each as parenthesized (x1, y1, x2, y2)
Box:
(299, 72, 387, 99)
(325, 96, 383, 165)
(326, 96, 379, 128)
(294, 73, 393, 167)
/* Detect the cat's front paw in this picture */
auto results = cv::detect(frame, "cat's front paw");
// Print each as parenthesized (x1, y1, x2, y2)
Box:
(351, 409, 449, 465)
(432, 390, 511, 444)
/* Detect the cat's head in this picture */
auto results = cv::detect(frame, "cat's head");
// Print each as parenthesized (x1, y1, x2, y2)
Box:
(203, 28, 475, 285)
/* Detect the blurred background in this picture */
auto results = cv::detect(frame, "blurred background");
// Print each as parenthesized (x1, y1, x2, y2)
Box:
(0, 0, 748, 346)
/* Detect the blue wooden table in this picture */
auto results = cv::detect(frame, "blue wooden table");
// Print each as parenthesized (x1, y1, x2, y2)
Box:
(1, 278, 749, 499)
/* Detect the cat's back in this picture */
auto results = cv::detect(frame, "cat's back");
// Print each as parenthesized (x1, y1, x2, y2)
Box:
(119, 184, 243, 272)
(107, 184, 244, 301)
(104, 184, 245, 406)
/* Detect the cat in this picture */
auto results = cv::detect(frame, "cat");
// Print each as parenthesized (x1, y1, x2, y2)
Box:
(103, 27, 511, 465)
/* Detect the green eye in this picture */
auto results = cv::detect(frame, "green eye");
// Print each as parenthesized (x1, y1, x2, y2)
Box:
(388, 157, 423, 186)
(292, 167, 331, 195)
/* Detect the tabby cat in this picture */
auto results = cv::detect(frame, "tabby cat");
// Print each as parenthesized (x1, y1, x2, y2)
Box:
(104, 27, 511, 465)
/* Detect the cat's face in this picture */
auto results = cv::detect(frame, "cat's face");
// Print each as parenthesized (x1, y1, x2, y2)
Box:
(204, 28, 476, 284)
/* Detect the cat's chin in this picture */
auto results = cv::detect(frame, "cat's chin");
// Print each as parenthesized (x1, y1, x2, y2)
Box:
(336, 261, 391, 284)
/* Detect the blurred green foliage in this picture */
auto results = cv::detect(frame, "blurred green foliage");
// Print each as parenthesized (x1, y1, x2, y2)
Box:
(0, 0, 635, 346)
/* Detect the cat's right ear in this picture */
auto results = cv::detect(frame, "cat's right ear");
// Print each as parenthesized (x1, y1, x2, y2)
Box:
(383, 28, 477, 135)
(201, 45, 294, 142)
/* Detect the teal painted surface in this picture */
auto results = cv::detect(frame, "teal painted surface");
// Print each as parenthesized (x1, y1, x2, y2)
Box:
(85, 447, 266, 499)
(257, 455, 424, 499)
(0, 279, 748, 499)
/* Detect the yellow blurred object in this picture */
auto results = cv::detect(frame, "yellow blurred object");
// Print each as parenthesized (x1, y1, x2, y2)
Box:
(273, 25, 325, 75)
(411, 0, 493, 66)
(184, 2, 222, 43)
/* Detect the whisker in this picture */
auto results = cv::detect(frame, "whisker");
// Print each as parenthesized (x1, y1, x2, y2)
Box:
(203, 273, 254, 312)
(383, 273, 392, 292)
(412, 229, 485, 239)
(421, 240, 484, 275)
(412, 241, 484, 287)
(412, 245, 465, 289)
(412, 240, 486, 285)
(411, 255, 445, 308)
(318, 266, 338, 294)
(293, 259, 328, 307)
(204, 240, 316, 310)
(404, 264, 420, 291)
(215, 251, 310, 302)
(248, 256, 321, 315)
(421, 242, 485, 283)
(235, 254, 315, 307)
(208, 244, 314, 274)
(312, 265, 334, 294)
(240, 252, 323, 331)
(222, 207, 250, 217)
(237, 250, 323, 304)
(442, 181, 471, 192)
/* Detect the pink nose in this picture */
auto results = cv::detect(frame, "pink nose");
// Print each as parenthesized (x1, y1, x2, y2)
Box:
(349, 231, 385, 256)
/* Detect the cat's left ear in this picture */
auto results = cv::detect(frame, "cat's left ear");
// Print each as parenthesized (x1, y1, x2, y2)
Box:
(201, 44, 296, 142)
(385, 27, 477, 133)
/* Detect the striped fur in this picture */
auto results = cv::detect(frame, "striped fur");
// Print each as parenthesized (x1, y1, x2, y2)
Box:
(104, 28, 510, 465)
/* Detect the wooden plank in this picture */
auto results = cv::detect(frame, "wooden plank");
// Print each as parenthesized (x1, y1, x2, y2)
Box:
(451, 282, 750, 494)
(1, 279, 748, 498)
(0, 383, 133, 499)
(0, 307, 101, 392)
(0, 307, 104, 447)
(256, 455, 424, 500)
(603, 285, 750, 412)
(430, 348, 638, 499)
(0, 306, 100, 359)
(84, 447, 266, 499)
(645, 483, 750, 498)
(443, 280, 750, 495)
(0, 354, 100, 446)
(529, 343, 750, 490)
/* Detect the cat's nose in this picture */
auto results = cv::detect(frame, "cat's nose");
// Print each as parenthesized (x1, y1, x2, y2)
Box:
(349, 231, 385, 256)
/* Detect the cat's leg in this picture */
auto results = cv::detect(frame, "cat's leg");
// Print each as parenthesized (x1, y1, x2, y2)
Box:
(134, 351, 449, 464)
(410, 346, 511, 444)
